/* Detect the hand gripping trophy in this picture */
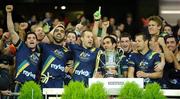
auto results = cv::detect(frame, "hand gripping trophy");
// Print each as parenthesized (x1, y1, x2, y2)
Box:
(99, 47, 125, 78)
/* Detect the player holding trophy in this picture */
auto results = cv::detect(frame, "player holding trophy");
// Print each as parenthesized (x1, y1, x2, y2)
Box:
(101, 36, 127, 78)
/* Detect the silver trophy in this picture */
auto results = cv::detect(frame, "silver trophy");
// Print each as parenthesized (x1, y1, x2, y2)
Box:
(101, 48, 124, 77)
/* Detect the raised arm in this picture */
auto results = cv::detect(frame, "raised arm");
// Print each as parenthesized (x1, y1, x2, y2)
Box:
(45, 23, 64, 44)
(6, 5, 19, 44)
(18, 22, 28, 41)
(92, 6, 101, 36)
(92, 7, 103, 48)
(101, 21, 109, 38)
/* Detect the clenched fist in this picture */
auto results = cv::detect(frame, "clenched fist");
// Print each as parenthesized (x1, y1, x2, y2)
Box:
(6, 5, 13, 13)
(19, 22, 28, 30)
(102, 21, 109, 28)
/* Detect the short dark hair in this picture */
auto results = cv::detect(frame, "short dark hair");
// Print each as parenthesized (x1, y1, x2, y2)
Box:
(53, 25, 65, 34)
(120, 32, 132, 40)
(164, 35, 178, 43)
(163, 24, 172, 31)
(66, 30, 77, 40)
(57, 25, 65, 30)
(103, 35, 117, 44)
(25, 32, 37, 41)
(135, 32, 150, 41)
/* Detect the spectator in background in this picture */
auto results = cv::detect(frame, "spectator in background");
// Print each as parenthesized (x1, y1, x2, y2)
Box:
(124, 13, 136, 40)
(109, 17, 116, 32)
(172, 19, 180, 36)
(117, 23, 125, 33)
(28, 15, 38, 26)
(43, 12, 53, 26)
(140, 17, 149, 37)
(114, 23, 125, 38)
(163, 24, 173, 35)
(52, 18, 61, 28)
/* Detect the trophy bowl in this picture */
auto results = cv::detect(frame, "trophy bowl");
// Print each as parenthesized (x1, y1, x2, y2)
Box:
(103, 49, 124, 78)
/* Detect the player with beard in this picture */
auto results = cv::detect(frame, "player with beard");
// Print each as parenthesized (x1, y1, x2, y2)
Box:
(6, 5, 40, 92)
(39, 23, 71, 88)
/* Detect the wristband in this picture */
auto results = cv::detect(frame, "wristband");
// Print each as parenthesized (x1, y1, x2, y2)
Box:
(94, 19, 100, 21)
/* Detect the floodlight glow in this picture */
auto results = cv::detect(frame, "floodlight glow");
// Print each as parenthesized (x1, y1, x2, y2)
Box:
(61, 6, 66, 10)
(161, 10, 180, 14)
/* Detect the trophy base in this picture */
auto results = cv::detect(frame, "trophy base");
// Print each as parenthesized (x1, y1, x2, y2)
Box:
(104, 72, 118, 78)
(105, 67, 117, 70)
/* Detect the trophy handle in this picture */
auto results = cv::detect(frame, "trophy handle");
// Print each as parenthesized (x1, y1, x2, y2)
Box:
(93, 50, 105, 78)
(117, 47, 124, 56)
(116, 47, 124, 65)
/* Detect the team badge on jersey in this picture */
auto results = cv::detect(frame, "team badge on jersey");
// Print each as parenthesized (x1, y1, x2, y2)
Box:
(79, 52, 90, 62)
(139, 60, 148, 71)
(54, 49, 64, 59)
(29, 52, 40, 65)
